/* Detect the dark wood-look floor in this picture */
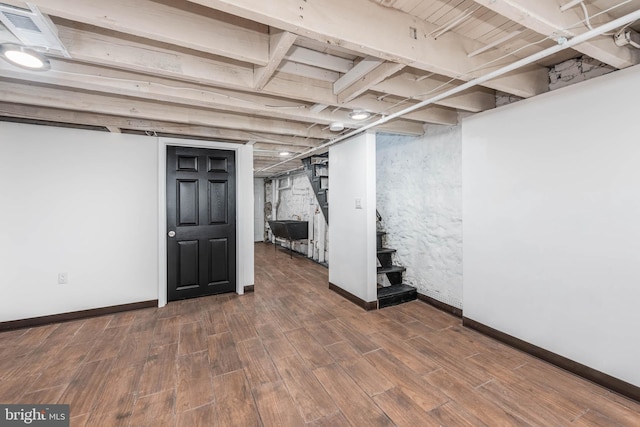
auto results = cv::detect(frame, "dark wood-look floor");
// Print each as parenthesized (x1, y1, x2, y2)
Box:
(1, 243, 639, 426)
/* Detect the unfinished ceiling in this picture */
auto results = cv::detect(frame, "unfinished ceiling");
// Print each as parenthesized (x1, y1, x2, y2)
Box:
(0, 0, 638, 176)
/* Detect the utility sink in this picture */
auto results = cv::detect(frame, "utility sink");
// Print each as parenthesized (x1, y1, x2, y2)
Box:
(268, 220, 309, 257)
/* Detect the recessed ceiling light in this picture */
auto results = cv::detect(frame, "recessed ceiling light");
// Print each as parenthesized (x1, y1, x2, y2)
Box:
(279, 151, 291, 156)
(349, 110, 372, 121)
(0, 43, 50, 71)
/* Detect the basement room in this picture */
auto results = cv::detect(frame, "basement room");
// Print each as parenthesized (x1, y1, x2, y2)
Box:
(0, 0, 639, 425)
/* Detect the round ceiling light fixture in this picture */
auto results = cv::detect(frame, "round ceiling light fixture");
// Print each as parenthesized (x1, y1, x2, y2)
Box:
(348, 109, 372, 121)
(0, 43, 50, 71)
(329, 122, 345, 132)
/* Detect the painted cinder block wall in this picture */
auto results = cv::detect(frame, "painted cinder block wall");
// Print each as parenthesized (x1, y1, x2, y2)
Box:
(376, 127, 463, 309)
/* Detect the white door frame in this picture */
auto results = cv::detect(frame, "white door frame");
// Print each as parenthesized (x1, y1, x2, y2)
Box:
(157, 137, 254, 307)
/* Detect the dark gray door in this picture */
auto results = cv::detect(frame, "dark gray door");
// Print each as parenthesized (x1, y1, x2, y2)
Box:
(167, 146, 236, 301)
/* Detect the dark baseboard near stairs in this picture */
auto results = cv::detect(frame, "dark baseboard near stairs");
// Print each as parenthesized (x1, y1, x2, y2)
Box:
(416, 293, 463, 318)
(244, 285, 255, 293)
(0, 300, 158, 332)
(328, 282, 420, 310)
(329, 282, 378, 311)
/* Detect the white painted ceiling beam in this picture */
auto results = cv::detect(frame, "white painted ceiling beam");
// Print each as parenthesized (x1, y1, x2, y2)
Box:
(55, 23, 343, 107)
(56, 22, 255, 91)
(19, 0, 270, 65)
(373, 71, 496, 112)
(372, 121, 426, 136)
(285, 46, 354, 73)
(54, 22, 492, 121)
(333, 56, 384, 95)
(337, 62, 405, 103)
(187, 0, 549, 97)
(0, 59, 346, 126)
(0, 81, 336, 139)
(254, 30, 298, 90)
(261, 71, 458, 126)
(344, 93, 458, 125)
(0, 102, 324, 147)
(252, 142, 318, 152)
(277, 62, 340, 82)
(473, 0, 638, 69)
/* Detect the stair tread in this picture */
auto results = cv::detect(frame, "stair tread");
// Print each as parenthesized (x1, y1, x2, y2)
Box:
(377, 248, 396, 254)
(377, 265, 406, 274)
(377, 283, 417, 298)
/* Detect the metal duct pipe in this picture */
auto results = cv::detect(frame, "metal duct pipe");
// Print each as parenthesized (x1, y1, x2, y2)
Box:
(259, 8, 640, 174)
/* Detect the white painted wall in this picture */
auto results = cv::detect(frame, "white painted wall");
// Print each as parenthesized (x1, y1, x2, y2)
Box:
(463, 65, 640, 387)
(328, 132, 377, 303)
(376, 127, 463, 308)
(0, 122, 158, 322)
(254, 178, 265, 241)
(236, 144, 255, 294)
(276, 173, 312, 222)
(0, 123, 255, 322)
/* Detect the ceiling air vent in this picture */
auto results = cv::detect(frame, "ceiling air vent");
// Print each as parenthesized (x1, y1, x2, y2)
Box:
(0, 3, 69, 57)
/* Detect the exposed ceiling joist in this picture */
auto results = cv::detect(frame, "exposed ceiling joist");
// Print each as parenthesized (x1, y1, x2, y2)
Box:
(333, 56, 384, 94)
(374, 71, 496, 112)
(0, 102, 323, 147)
(18, 0, 270, 65)
(285, 46, 354, 73)
(254, 29, 297, 90)
(187, 0, 549, 97)
(473, 0, 639, 69)
(0, 59, 345, 126)
(52, 21, 496, 118)
(337, 62, 406, 103)
(1, 0, 635, 177)
(343, 93, 458, 125)
(277, 61, 340, 82)
(56, 22, 254, 90)
(0, 81, 337, 139)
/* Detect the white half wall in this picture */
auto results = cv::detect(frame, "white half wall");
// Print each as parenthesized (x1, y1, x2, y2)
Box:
(254, 178, 265, 242)
(376, 128, 463, 308)
(0, 123, 255, 322)
(463, 65, 640, 387)
(0, 122, 159, 322)
(328, 132, 377, 303)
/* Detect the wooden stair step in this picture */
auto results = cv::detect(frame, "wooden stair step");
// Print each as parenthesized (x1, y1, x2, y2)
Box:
(377, 284, 417, 308)
(377, 248, 396, 254)
(377, 266, 406, 274)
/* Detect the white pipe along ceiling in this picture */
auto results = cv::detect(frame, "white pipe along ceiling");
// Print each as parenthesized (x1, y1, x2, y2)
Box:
(258, 8, 640, 175)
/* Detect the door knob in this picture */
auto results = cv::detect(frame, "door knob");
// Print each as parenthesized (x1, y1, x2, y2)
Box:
(168, 230, 176, 237)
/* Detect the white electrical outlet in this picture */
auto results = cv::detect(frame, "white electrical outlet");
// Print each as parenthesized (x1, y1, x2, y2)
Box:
(58, 272, 68, 284)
